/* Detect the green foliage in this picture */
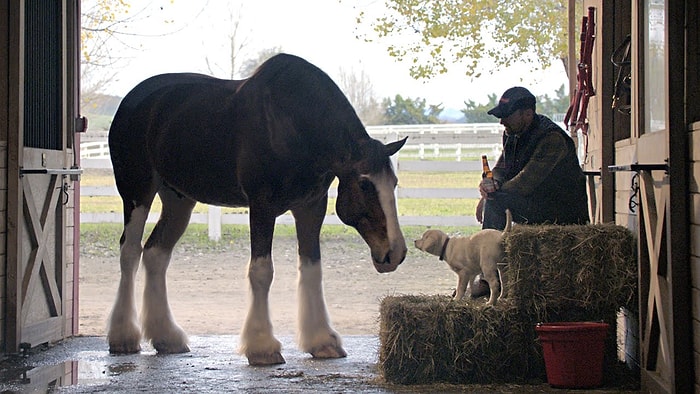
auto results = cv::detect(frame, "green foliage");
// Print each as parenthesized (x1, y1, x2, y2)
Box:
(358, 0, 570, 79)
(460, 93, 499, 123)
(460, 84, 570, 122)
(382, 94, 443, 124)
(534, 83, 570, 115)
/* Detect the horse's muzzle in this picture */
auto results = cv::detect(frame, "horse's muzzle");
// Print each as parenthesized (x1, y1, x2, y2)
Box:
(372, 246, 407, 273)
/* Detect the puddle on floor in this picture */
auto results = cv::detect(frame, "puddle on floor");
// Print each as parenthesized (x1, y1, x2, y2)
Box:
(0, 336, 391, 393)
(0, 359, 135, 392)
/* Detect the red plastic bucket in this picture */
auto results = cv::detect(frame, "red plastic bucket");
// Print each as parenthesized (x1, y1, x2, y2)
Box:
(535, 322, 609, 388)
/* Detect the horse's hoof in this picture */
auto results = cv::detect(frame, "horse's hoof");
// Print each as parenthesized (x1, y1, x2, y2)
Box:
(311, 344, 347, 359)
(247, 352, 286, 366)
(152, 341, 190, 354)
(109, 342, 141, 354)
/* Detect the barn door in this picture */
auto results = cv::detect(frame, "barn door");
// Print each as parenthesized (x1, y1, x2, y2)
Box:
(5, 0, 82, 352)
(630, 0, 692, 391)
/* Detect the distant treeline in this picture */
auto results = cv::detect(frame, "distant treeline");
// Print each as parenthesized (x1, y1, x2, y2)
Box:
(82, 94, 121, 116)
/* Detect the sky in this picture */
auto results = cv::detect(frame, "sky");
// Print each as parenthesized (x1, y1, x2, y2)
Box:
(101, 0, 569, 111)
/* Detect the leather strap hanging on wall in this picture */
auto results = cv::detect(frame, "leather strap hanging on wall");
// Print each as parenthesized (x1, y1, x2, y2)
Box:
(564, 6, 596, 159)
(611, 35, 632, 115)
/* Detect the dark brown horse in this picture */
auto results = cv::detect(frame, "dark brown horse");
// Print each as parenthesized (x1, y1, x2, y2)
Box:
(106, 54, 407, 365)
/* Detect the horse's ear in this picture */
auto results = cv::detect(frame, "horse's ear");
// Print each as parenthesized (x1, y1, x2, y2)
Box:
(384, 137, 408, 156)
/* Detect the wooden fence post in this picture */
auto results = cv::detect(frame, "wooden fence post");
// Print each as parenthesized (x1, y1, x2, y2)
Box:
(208, 205, 221, 241)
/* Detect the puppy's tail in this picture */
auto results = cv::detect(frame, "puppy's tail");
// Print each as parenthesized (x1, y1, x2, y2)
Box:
(504, 209, 513, 233)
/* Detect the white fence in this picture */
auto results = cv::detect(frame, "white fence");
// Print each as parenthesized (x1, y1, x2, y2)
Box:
(80, 124, 505, 236)
(80, 124, 505, 161)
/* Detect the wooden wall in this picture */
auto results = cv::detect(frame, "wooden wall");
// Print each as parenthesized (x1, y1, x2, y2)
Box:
(65, 167, 77, 338)
(0, 143, 6, 349)
(690, 122, 700, 392)
(1, 0, 7, 351)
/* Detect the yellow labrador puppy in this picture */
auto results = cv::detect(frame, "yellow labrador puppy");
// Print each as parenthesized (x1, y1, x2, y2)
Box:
(414, 210, 512, 305)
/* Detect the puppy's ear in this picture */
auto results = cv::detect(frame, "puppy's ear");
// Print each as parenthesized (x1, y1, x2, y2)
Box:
(428, 231, 443, 245)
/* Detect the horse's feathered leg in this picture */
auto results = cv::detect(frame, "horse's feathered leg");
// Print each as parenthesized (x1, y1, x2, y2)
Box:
(108, 201, 151, 354)
(293, 198, 347, 359)
(140, 186, 196, 354)
(240, 207, 284, 365)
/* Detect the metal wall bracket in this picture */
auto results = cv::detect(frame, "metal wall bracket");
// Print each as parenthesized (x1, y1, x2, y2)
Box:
(20, 167, 83, 177)
(608, 163, 669, 173)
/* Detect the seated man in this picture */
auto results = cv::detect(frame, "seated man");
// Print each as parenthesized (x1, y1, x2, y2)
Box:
(476, 86, 589, 230)
(471, 86, 589, 297)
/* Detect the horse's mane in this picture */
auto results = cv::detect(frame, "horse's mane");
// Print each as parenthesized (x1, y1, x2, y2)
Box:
(244, 54, 369, 145)
(249, 54, 349, 103)
(226, 54, 374, 171)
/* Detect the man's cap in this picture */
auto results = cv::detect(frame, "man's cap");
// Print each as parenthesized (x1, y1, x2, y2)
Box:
(487, 86, 537, 118)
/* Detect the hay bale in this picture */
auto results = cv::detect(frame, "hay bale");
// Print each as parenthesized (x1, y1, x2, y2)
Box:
(379, 295, 544, 384)
(503, 223, 637, 320)
(379, 224, 637, 385)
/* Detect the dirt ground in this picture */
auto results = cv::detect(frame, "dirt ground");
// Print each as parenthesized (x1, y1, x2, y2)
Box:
(79, 235, 455, 338)
(62, 235, 640, 393)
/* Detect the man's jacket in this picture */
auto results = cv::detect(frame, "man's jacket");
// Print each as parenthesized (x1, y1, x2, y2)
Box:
(492, 114, 589, 222)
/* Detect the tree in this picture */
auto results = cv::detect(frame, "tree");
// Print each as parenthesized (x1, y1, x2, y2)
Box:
(202, 3, 250, 80)
(535, 84, 570, 116)
(338, 68, 384, 125)
(80, 0, 132, 109)
(460, 94, 499, 123)
(383, 95, 443, 124)
(357, 0, 570, 80)
(237, 47, 285, 78)
(460, 85, 571, 123)
(80, 1, 187, 109)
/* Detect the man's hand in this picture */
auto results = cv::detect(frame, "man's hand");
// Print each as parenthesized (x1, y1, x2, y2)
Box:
(479, 178, 499, 196)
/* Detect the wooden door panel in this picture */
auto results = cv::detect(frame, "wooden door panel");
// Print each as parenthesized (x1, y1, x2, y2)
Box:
(18, 148, 66, 346)
(637, 169, 672, 388)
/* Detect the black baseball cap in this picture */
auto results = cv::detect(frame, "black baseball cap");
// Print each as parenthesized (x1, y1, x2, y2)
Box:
(487, 86, 537, 118)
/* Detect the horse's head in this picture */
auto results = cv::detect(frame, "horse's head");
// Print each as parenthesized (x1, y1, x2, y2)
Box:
(335, 137, 408, 273)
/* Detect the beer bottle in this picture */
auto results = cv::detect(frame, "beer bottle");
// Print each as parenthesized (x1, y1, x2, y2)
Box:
(481, 155, 493, 179)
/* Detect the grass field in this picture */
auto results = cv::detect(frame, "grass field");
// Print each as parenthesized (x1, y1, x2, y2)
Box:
(80, 222, 480, 256)
(79, 169, 483, 217)
(79, 169, 483, 250)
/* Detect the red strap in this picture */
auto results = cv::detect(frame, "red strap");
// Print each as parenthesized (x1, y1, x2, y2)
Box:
(564, 7, 596, 161)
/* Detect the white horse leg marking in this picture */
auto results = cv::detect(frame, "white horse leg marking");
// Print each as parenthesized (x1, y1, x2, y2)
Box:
(108, 206, 147, 353)
(240, 255, 284, 365)
(297, 256, 346, 358)
(141, 246, 189, 353)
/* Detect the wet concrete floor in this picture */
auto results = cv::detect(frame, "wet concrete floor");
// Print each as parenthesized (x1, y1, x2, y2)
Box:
(0, 335, 639, 393)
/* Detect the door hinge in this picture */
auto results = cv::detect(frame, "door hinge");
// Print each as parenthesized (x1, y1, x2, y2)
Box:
(75, 116, 88, 133)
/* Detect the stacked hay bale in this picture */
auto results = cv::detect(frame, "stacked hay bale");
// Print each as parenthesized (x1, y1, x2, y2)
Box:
(379, 224, 637, 385)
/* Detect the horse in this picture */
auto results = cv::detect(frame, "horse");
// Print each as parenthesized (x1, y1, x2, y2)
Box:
(106, 53, 408, 366)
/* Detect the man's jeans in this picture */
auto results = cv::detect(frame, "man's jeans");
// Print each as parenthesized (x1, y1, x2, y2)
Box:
(481, 191, 563, 230)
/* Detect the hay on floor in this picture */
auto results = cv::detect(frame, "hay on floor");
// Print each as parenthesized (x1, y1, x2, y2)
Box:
(379, 223, 637, 385)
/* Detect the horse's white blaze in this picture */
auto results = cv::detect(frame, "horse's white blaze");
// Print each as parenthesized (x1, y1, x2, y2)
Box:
(368, 170, 405, 253)
(296, 256, 341, 353)
(240, 255, 281, 356)
(141, 246, 188, 350)
(108, 206, 148, 348)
